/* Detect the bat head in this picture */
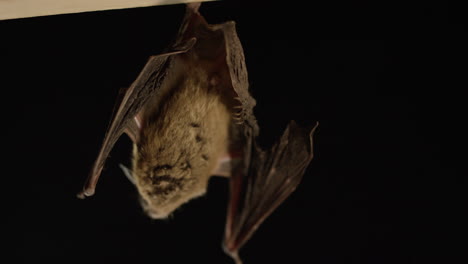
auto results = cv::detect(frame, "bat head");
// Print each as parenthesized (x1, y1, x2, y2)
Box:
(131, 147, 208, 219)
(133, 157, 206, 219)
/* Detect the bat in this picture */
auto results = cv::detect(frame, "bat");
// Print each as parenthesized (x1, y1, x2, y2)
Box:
(78, 3, 317, 263)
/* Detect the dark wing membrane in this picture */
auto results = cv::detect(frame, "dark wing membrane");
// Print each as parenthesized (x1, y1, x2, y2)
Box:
(224, 121, 318, 263)
(219, 21, 258, 133)
(77, 41, 195, 199)
(78, 3, 200, 199)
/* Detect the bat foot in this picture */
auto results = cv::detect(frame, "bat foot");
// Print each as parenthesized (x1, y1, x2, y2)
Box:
(187, 2, 201, 13)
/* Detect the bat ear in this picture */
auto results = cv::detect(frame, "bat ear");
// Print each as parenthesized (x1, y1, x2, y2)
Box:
(119, 164, 136, 185)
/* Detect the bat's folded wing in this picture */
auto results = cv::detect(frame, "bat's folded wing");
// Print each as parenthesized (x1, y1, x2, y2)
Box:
(78, 4, 201, 198)
(224, 121, 318, 263)
(77, 39, 195, 199)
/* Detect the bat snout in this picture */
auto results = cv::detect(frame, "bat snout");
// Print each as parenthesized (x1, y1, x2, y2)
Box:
(145, 207, 170, 219)
(138, 196, 172, 219)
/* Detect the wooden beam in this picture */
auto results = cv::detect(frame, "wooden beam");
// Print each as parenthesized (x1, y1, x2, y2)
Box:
(0, 0, 216, 20)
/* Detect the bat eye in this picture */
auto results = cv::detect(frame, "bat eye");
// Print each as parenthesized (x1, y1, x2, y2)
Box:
(150, 175, 172, 185)
(152, 164, 172, 174)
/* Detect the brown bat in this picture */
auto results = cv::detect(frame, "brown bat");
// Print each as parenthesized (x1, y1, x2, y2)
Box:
(78, 3, 317, 263)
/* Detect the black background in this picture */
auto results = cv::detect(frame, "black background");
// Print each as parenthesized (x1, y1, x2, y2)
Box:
(1, 0, 465, 263)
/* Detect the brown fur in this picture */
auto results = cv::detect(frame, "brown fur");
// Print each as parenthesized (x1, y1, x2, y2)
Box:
(132, 63, 231, 219)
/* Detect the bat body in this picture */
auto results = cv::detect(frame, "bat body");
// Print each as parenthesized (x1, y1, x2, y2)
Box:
(78, 3, 317, 263)
(132, 62, 232, 218)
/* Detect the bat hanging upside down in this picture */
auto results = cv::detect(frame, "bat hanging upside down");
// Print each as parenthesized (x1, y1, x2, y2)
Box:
(78, 3, 317, 263)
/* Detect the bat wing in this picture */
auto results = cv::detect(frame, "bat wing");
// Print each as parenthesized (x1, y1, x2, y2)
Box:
(78, 4, 203, 198)
(223, 121, 318, 263)
(218, 21, 258, 133)
(78, 4, 317, 263)
(215, 17, 319, 263)
(77, 39, 196, 199)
